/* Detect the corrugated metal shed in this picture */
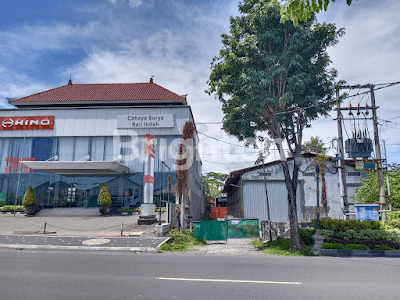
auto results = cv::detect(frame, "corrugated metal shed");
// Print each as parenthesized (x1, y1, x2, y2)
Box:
(242, 181, 302, 222)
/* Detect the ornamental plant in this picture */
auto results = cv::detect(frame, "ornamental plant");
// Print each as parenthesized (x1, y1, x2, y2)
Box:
(118, 207, 135, 212)
(22, 185, 36, 206)
(97, 182, 111, 206)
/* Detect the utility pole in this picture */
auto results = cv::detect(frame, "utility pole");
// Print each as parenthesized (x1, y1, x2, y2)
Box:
(260, 152, 272, 241)
(370, 85, 387, 222)
(336, 90, 349, 218)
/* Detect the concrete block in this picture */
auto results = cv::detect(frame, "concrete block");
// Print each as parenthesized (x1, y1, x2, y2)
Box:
(321, 249, 338, 256)
(155, 223, 171, 235)
(352, 250, 370, 257)
(384, 250, 400, 257)
(141, 204, 155, 216)
(369, 250, 385, 257)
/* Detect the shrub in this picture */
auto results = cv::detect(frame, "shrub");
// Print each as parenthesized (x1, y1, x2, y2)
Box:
(374, 244, 394, 250)
(155, 207, 166, 212)
(97, 183, 111, 206)
(321, 229, 400, 242)
(300, 228, 316, 246)
(342, 244, 369, 250)
(22, 185, 36, 206)
(322, 242, 343, 249)
(118, 207, 135, 212)
(313, 218, 381, 232)
(134, 206, 141, 212)
(2, 205, 24, 212)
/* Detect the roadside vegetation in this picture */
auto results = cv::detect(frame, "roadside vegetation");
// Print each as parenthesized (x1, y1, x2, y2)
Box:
(252, 229, 315, 256)
(158, 230, 207, 252)
(253, 217, 400, 255)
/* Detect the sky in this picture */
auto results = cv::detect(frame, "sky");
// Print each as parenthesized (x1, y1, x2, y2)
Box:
(1, 0, 400, 175)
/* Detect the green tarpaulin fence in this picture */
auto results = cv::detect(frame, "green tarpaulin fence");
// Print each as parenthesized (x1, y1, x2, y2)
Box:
(193, 219, 259, 240)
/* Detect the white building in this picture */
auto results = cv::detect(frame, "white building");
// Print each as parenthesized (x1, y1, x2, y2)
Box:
(0, 79, 203, 220)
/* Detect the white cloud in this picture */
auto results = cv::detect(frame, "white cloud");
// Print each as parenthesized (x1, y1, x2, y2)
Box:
(129, 0, 143, 7)
(107, 0, 143, 8)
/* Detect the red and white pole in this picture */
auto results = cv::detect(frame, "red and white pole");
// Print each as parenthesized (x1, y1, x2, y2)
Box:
(141, 134, 156, 220)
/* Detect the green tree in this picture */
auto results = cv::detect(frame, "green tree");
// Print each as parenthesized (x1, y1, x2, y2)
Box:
(302, 136, 327, 154)
(353, 167, 400, 208)
(207, 0, 343, 251)
(280, 0, 356, 26)
(22, 185, 36, 206)
(97, 182, 111, 206)
(203, 172, 228, 198)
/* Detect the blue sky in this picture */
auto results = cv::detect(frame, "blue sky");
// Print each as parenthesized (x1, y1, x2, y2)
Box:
(1, 0, 400, 174)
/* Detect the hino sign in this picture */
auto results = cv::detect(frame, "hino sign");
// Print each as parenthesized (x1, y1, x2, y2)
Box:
(0, 116, 54, 130)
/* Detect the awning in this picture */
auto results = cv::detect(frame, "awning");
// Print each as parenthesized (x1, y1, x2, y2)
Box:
(20, 161, 128, 175)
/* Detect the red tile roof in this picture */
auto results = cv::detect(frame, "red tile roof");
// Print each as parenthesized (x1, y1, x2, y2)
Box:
(9, 81, 186, 105)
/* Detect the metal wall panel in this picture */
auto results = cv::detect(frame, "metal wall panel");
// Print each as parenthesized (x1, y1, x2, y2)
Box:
(242, 181, 302, 222)
(0, 106, 193, 138)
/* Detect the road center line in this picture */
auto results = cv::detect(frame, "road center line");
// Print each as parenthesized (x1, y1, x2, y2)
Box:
(157, 277, 302, 285)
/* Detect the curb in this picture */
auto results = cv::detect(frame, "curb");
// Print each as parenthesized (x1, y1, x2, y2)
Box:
(321, 249, 400, 257)
(0, 244, 157, 252)
(155, 237, 172, 251)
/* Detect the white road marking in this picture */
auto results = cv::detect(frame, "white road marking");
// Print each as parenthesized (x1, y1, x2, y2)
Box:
(157, 277, 302, 285)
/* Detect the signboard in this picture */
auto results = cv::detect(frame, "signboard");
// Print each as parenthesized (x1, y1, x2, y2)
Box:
(117, 114, 174, 129)
(364, 162, 376, 171)
(355, 161, 364, 170)
(0, 116, 54, 130)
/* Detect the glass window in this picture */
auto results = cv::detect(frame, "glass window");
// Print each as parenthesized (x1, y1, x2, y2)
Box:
(74, 137, 90, 161)
(91, 137, 105, 161)
(104, 137, 113, 161)
(58, 137, 74, 161)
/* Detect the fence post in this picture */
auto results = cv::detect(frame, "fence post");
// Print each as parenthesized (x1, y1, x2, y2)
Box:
(224, 212, 228, 243)
(121, 223, 123, 236)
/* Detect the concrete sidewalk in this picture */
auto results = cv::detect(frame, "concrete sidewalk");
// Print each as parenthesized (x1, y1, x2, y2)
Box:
(0, 212, 262, 255)
(0, 212, 162, 237)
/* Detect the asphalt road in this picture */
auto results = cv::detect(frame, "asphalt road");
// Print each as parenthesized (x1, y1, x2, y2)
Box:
(1, 250, 399, 300)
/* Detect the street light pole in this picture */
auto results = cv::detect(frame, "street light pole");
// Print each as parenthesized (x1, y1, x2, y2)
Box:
(159, 162, 164, 225)
(315, 165, 320, 234)
(162, 161, 171, 223)
(294, 153, 339, 255)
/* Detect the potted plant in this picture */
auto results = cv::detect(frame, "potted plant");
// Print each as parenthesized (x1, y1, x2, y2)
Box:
(22, 185, 36, 216)
(118, 207, 135, 215)
(98, 182, 111, 215)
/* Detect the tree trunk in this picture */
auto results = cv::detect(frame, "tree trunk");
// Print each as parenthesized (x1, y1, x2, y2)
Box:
(281, 160, 304, 251)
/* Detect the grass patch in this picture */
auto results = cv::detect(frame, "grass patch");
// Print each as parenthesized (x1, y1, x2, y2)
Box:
(251, 238, 314, 256)
(158, 229, 207, 252)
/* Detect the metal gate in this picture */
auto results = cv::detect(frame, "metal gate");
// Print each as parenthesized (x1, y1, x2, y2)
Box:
(193, 219, 259, 241)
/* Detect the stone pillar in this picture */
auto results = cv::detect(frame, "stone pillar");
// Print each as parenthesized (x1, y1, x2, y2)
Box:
(311, 233, 325, 255)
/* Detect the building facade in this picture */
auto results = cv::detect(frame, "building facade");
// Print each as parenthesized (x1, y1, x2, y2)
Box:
(224, 154, 366, 223)
(0, 80, 203, 220)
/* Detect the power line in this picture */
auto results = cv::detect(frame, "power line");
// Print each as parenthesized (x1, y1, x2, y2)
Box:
(197, 81, 400, 125)
(201, 159, 254, 166)
(198, 131, 259, 149)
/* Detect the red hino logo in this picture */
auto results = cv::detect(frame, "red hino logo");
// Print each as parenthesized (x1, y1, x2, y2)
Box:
(0, 116, 54, 131)
(1, 119, 14, 128)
